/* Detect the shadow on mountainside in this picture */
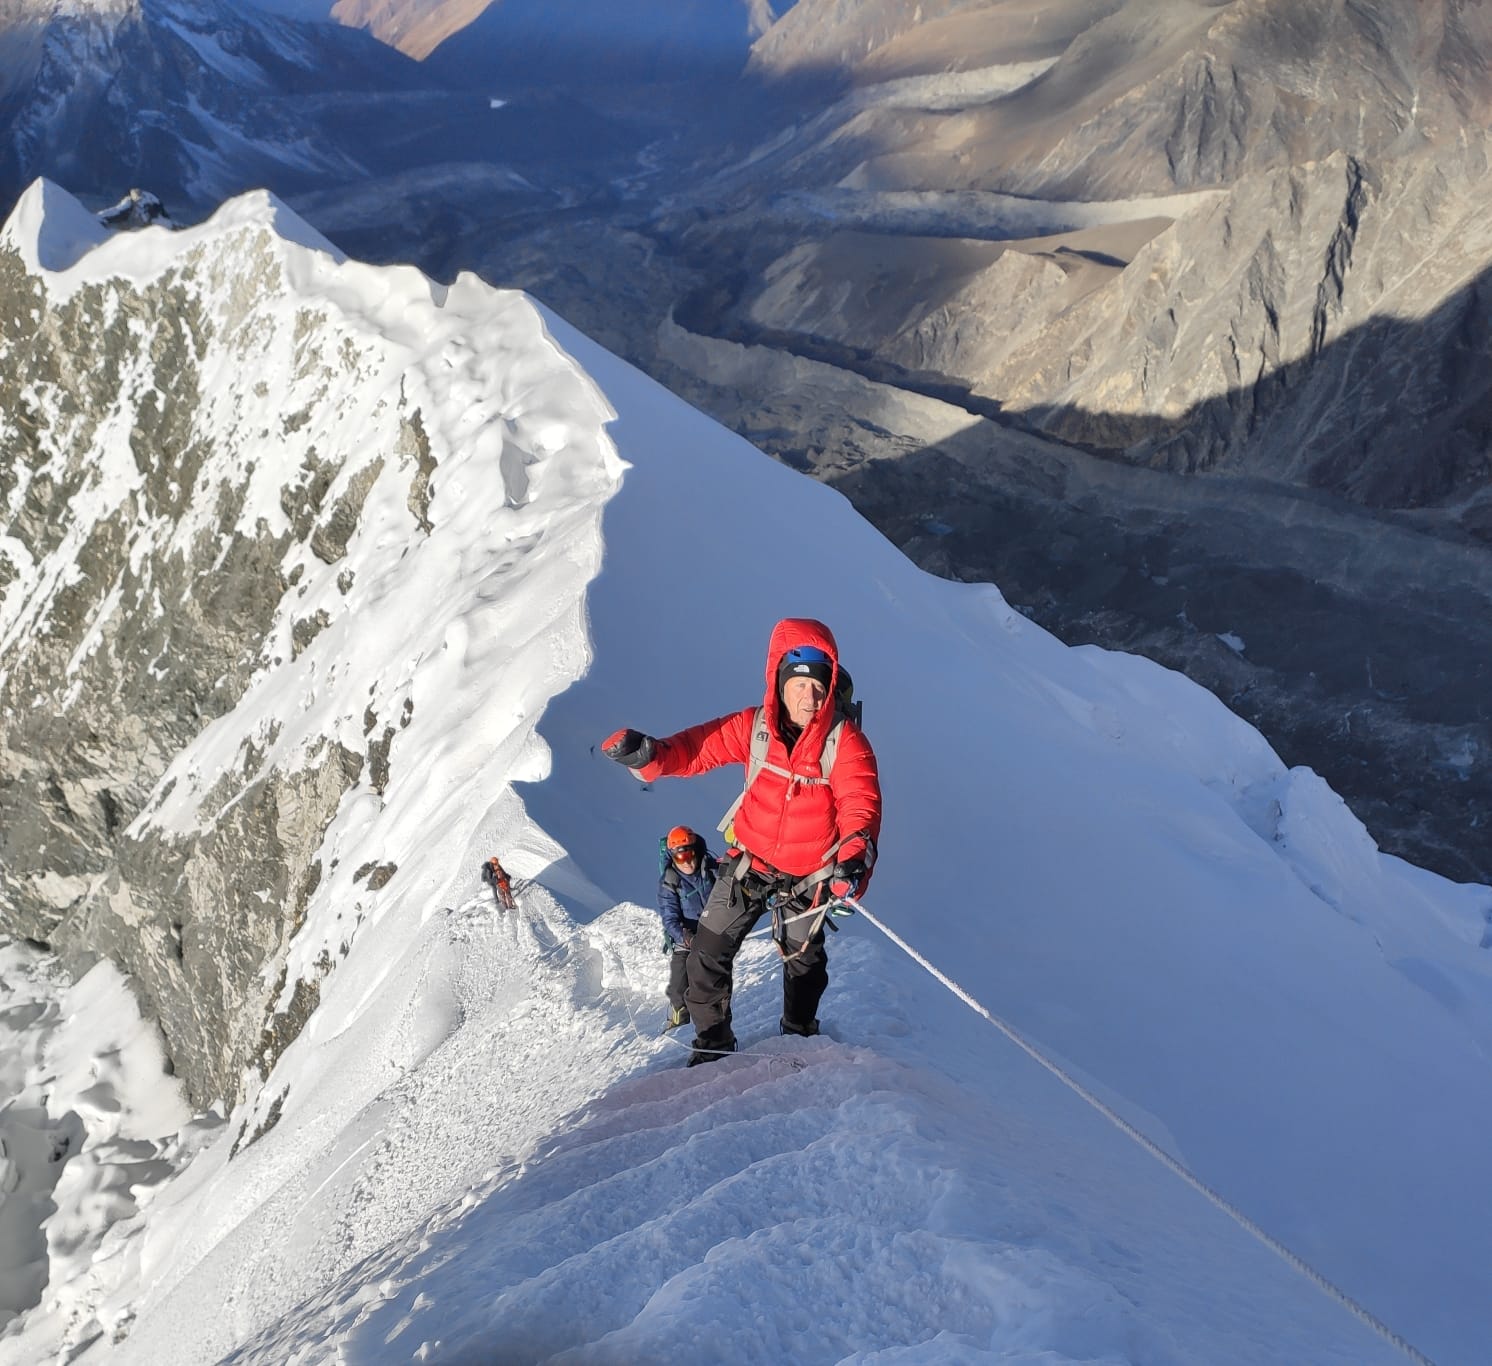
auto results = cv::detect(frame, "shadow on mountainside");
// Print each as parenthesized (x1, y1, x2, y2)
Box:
(1017, 289, 1492, 516)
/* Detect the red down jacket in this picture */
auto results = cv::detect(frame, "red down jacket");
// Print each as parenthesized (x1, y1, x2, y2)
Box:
(637, 618, 881, 886)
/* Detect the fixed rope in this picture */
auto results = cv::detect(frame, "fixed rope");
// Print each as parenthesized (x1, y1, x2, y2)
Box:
(837, 895, 1438, 1366)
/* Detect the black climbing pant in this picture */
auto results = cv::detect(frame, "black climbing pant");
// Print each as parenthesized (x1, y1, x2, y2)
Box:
(684, 860, 827, 1045)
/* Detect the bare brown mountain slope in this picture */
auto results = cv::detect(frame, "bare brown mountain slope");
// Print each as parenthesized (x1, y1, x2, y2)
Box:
(331, 0, 487, 60)
(738, 133, 1492, 519)
(748, 0, 1492, 199)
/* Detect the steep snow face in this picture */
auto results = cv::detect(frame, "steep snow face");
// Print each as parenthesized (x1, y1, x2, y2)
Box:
(1, 182, 1490, 1365)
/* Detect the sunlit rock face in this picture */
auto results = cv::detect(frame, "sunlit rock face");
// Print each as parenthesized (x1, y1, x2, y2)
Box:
(730, 0, 1492, 504)
(750, 0, 1492, 193)
(739, 138, 1492, 518)
(0, 183, 477, 1106)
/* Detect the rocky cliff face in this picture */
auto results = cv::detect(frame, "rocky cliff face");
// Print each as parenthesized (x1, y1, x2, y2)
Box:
(748, 0, 1492, 197)
(0, 181, 613, 1109)
(0, 0, 431, 213)
(0, 188, 407, 1104)
(739, 133, 1492, 524)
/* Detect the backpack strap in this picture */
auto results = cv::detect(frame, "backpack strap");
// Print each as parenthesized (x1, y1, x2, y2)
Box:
(716, 706, 771, 838)
(818, 719, 843, 780)
(716, 705, 847, 839)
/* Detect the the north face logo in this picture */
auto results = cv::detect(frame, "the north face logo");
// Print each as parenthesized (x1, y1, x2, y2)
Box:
(789, 663, 812, 674)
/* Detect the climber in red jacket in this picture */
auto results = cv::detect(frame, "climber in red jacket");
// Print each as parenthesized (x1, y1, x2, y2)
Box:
(603, 618, 881, 1065)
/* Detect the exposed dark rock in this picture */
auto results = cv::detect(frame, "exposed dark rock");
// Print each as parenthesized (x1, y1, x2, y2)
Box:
(231, 1084, 288, 1158)
(311, 459, 384, 565)
(53, 743, 365, 1106)
(97, 187, 171, 230)
(0, 203, 437, 1106)
(401, 405, 437, 534)
(368, 726, 397, 797)
(353, 861, 398, 889)
(292, 610, 333, 659)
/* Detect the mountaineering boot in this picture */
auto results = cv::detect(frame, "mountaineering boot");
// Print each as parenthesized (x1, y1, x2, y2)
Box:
(664, 1004, 690, 1031)
(779, 1017, 820, 1037)
(687, 1027, 736, 1067)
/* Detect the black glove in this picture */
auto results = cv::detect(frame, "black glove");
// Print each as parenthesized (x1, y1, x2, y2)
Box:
(828, 857, 867, 899)
(601, 728, 655, 770)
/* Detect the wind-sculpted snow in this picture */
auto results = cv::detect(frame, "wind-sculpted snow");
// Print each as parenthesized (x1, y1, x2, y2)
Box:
(0, 942, 199, 1345)
(1, 181, 1490, 1365)
(136, 914, 1399, 1366)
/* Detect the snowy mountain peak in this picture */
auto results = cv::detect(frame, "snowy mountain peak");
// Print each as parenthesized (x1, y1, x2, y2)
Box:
(1, 177, 617, 1107)
(3, 175, 109, 270)
(0, 0, 430, 210)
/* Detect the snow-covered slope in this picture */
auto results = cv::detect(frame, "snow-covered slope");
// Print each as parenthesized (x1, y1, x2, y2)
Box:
(1, 182, 1490, 1364)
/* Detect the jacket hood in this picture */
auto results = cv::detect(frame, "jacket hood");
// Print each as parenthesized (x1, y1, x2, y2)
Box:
(763, 617, 840, 754)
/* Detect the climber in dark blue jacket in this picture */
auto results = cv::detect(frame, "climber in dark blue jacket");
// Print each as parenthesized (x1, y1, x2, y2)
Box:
(658, 825, 718, 1030)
